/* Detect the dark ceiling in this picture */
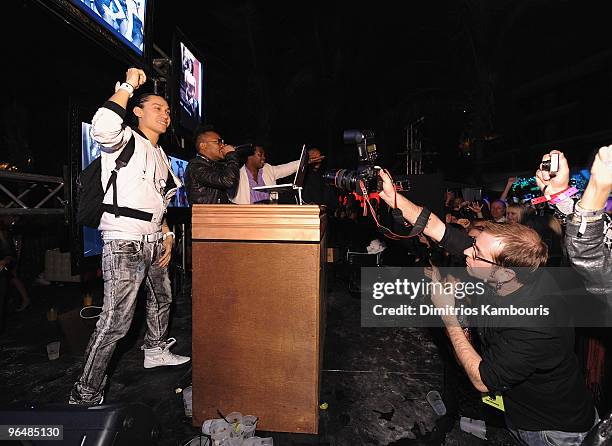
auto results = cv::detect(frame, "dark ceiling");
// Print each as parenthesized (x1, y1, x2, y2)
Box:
(2, 0, 612, 187)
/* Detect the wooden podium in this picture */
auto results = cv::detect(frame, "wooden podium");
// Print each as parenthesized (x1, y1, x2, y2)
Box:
(191, 204, 327, 433)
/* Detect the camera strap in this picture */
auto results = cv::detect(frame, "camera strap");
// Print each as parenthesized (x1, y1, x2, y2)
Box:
(384, 207, 430, 238)
(408, 207, 431, 237)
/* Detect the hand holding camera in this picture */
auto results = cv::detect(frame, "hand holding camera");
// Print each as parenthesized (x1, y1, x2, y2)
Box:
(535, 150, 570, 195)
(377, 169, 397, 206)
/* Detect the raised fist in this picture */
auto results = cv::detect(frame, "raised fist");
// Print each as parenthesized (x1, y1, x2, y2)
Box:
(126, 67, 146, 89)
(590, 146, 612, 191)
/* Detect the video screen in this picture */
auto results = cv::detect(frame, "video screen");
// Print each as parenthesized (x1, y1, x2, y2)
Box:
(71, 0, 147, 56)
(178, 42, 204, 132)
(81, 122, 104, 257)
(168, 155, 189, 207)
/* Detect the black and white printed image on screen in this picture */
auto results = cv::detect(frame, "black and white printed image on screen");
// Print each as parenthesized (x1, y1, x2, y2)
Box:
(81, 122, 104, 258)
(73, 0, 146, 55)
(168, 156, 189, 208)
(179, 42, 203, 130)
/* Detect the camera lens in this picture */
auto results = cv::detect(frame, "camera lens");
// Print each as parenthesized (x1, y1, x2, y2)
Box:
(322, 169, 359, 192)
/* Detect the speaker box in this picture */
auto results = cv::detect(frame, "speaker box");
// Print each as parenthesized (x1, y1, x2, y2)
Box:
(0, 403, 160, 445)
(399, 173, 445, 220)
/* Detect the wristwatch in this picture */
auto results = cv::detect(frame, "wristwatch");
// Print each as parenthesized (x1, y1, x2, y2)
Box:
(115, 81, 135, 98)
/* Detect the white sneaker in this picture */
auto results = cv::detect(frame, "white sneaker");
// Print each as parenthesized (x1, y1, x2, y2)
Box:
(143, 338, 191, 369)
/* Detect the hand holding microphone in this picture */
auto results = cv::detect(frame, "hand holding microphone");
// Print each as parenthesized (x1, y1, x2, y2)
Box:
(219, 143, 235, 158)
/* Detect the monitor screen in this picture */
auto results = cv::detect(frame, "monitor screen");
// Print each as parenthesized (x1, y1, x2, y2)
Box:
(70, 0, 147, 56)
(177, 39, 205, 133)
(168, 155, 189, 207)
(81, 122, 104, 258)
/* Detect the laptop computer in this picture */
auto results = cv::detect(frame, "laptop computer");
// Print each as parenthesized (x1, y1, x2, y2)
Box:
(251, 144, 309, 192)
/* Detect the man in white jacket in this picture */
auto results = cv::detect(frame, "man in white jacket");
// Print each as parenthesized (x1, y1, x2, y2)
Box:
(70, 68, 189, 406)
(230, 145, 300, 204)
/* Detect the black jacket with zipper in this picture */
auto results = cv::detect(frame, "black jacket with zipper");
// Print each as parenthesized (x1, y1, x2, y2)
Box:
(185, 152, 240, 205)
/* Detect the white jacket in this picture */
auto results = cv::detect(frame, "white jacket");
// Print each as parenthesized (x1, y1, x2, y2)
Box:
(230, 161, 300, 204)
(91, 103, 181, 238)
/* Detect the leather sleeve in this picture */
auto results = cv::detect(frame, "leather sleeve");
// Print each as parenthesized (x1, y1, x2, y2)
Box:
(185, 153, 241, 204)
(565, 218, 612, 296)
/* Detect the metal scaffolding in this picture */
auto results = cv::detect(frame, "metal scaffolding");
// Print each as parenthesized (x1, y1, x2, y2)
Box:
(405, 117, 425, 175)
(0, 170, 68, 218)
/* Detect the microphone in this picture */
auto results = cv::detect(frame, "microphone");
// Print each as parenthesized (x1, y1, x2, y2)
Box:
(233, 143, 256, 157)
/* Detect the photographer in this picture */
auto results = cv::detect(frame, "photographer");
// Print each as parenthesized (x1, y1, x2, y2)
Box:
(377, 169, 597, 445)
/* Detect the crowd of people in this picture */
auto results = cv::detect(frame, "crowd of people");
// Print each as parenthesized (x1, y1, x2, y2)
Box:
(372, 148, 612, 445)
(5, 65, 608, 445)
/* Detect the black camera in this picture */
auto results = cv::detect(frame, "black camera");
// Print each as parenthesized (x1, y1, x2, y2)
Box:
(342, 129, 378, 164)
(322, 129, 382, 195)
(323, 165, 382, 195)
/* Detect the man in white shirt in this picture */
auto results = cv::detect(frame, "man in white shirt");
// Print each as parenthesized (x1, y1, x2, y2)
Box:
(70, 68, 189, 406)
(230, 145, 300, 204)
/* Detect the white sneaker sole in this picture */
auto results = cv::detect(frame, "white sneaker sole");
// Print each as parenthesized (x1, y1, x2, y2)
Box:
(144, 358, 191, 369)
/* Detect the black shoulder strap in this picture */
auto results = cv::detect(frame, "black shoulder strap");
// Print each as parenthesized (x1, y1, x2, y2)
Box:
(408, 207, 431, 237)
(104, 134, 137, 217)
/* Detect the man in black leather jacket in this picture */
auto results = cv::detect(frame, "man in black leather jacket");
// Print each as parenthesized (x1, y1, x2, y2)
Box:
(185, 126, 240, 204)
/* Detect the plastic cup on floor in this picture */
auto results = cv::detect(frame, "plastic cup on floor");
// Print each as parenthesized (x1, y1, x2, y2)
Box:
(426, 390, 446, 416)
(225, 411, 242, 425)
(210, 419, 231, 445)
(225, 412, 242, 437)
(46, 341, 60, 360)
(241, 415, 258, 438)
(460, 416, 486, 440)
(202, 418, 225, 436)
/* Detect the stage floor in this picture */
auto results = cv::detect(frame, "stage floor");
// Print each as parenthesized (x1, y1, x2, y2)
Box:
(0, 266, 514, 445)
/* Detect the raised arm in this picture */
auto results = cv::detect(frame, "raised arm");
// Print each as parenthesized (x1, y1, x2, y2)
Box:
(187, 152, 240, 191)
(378, 170, 447, 242)
(499, 176, 516, 201)
(579, 146, 612, 211)
(536, 148, 612, 295)
(270, 160, 300, 180)
(90, 68, 146, 151)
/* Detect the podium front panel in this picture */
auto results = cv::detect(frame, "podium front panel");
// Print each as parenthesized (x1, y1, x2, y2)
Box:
(191, 204, 326, 433)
